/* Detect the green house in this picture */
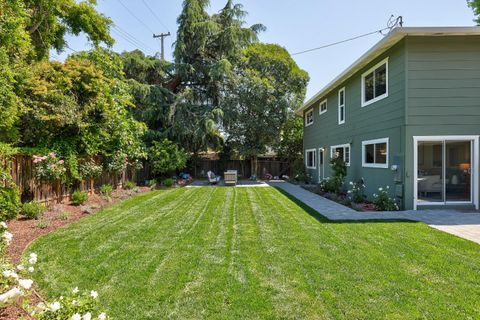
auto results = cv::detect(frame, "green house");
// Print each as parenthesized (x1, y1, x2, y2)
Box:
(298, 27, 480, 210)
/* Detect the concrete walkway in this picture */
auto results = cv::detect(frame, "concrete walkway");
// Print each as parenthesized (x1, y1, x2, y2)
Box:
(268, 181, 480, 245)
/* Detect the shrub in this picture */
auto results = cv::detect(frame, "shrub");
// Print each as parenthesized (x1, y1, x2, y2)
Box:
(148, 139, 188, 178)
(292, 158, 311, 183)
(56, 210, 70, 221)
(0, 185, 21, 222)
(36, 219, 49, 229)
(78, 159, 103, 179)
(347, 180, 366, 203)
(32, 153, 66, 181)
(99, 184, 113, 198)
(22, 201, 46, 220)
(373, 186, 399, 211)
(319, 177, 342, 193)
(71, 191, 88, 206)
(148, 179, 157, 190)
(123, 180, 136, 190)
(163, 178, 174, 188)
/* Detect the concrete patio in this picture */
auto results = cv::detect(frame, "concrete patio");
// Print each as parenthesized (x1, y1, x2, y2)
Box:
(268, 180, 480, 245)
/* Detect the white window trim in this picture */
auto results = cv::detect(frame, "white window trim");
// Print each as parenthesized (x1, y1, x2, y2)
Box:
(362, 137, 389, 168)
(330, 143, 350, 166)
(305, 148, 316, 169)
(361, 57, 389, 108)
(305, 109, 314, 127)
(338, 88, 345, 125)
(319, 99, 327, 115)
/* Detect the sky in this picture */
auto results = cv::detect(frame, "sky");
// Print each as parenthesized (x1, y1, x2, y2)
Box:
(59, 0, 477, 100)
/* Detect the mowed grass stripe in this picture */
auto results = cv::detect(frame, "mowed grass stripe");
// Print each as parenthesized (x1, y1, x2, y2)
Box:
(27, 187, 480, 320)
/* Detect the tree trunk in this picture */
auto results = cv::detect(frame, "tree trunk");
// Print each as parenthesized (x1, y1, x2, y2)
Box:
(251, 155, 258, 179)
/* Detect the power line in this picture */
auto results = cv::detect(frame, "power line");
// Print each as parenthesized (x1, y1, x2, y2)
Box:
(292, 28, 389, 56)
(112, 25, 155, 52)
(141, 0, 170, 32)
(117, 0, 156, 34)
(292, 15, 403, 56)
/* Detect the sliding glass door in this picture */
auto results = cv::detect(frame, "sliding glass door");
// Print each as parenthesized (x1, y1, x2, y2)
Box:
(417, 139, 473, 205)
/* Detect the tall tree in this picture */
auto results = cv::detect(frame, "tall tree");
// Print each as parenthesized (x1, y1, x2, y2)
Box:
(469, 0, 480, 24)
(25, 0, 114, 60)
(223, 43, 309, 177)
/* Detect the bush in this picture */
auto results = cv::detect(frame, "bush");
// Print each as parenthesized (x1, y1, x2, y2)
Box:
(32, 153, 66, 181)
(71, 191, 88, 206)
(56, 210, 70, 221)
(148, 179, 157, 190)
(347, 180, 366, 203)
(149, 139, 188, 178)
(0, 185, 21, 221)
(99, 184, 113, 198)
(22, 201, 46, 220)
(373, 186, 399, 211)
(292, 158, 311, 183)
(123, 180, 136, 190)
(163, 178, 174, 188)
(36, 219, 49, 229)
(319, 177, 342, 193)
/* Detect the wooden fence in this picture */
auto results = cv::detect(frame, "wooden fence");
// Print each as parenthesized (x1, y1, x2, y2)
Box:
(1, 155, 150, 204)
(191, 159, 292, 179)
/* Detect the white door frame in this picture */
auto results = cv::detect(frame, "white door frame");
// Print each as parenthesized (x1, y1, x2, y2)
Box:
(413, 135, 479, 210)
(318, 148, 325, 182)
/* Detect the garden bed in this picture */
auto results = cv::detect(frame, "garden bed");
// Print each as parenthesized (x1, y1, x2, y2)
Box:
(301, 185, 379, 212)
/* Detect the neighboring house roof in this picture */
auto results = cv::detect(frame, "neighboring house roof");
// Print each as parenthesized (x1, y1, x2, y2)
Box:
(296, 26, 480, 116)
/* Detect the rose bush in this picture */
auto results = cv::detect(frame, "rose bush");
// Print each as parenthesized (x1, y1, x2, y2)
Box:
(0, 222, 110, 319)
(33, 153, 67, 181)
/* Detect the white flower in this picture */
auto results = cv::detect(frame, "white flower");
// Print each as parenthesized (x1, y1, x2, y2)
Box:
(386, 185, 390, 189)
(72, 287, 79, 294)
(349, 181, 353, 185)
(29, 253, 38, 265)
(90, 290, 98, 299)
(378, 187, 383, 191)
(28, 266, 35, 273)
(72, 300, 78, 305)
(18, 279, 33, 290)
(71, 313, 82, 320)
(3, 269, 19, 279)
(2, 231, 13, 245)
(0, 221, 7, 228)
(98, 313, 107, 320)
(17, 265, 25, 271)
(49, 301, 61, 312)
(83, 312, 92, 320)
(0, 287, 22, 303)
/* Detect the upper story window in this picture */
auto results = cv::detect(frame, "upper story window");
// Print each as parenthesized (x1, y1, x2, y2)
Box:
(362, 57, 388, 107)
(305, 149, 316, 169)
(330, 144, 350, 166)
(305, 109, 313, 127)
(319, 99, 327, 115)
(362, 138, 389, 168)
(338, 88, 345, 124)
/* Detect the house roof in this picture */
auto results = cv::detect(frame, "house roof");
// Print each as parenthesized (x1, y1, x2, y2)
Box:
(296, 26, 480, 115)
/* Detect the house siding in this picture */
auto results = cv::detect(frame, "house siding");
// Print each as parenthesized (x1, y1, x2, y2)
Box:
(303, 40, 406, 202)
(403, 35, 480, 209)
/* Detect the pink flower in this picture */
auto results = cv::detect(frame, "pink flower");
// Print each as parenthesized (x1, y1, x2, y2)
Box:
(49, 152, 56, 159)
(58, 160, 64, 164)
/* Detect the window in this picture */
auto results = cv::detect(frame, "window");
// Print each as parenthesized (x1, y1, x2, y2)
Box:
(362, 138, 389, 168)
(305, 109, 314, 126)
(305, 149, 316, 169)
(330, 144, 350, 166)
(362, 58, 388, 107)
(319, 99, 327, 115)
(338, 88, 345, 124)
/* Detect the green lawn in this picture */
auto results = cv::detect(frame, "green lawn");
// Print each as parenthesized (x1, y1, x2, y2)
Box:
(27, 187, 480, 319)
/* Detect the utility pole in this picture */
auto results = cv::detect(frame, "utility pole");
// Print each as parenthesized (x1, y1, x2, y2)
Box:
(153, 32, 171, 60)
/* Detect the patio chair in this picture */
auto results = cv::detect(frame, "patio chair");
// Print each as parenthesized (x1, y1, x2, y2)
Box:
(207, 171, 221, 184)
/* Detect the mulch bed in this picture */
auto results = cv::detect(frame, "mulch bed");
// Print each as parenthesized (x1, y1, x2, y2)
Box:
(1, 186, 150, 320)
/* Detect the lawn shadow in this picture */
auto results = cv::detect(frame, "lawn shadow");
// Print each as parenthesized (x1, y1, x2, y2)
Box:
(272, 186, 418, 225)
